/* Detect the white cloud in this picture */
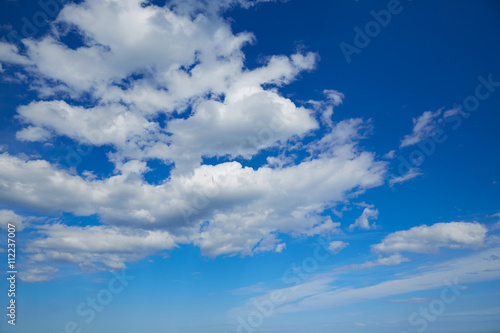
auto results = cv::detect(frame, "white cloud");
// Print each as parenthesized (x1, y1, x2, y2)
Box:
(18, 266, 58, 283)
(0, 41, 33, 66)
(328, 241, 348, 253)
(78, 262, 106, 272)
(349, 207, 379, 231)
(400, 109, 442, 148)
(336, 253, 409, 271)
(389, 168, 423, 186)
(275, 243, 286, 253)
(20, 0, 252, 95)
(0, 209, 27, 231)
(383, 150, 396, 159)
(443, 107, 461, 118)
(324, 89, 344, 106)
(307, 118, 369, 159)
(15, 126, 53, 142)
(372, 222, 488, 254)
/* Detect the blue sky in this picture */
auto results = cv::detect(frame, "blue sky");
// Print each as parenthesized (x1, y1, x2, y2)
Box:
(0, 0, 499, 332)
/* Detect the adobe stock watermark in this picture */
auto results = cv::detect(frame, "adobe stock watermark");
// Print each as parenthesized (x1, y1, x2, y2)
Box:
(236, 235, 337, 333)
(5, 0, 69, 48)
(339, 0, 411, 64)
(52, 269, 135, 333)
(401, 277, 462, 333)
(388, 73, 499, 189)
(179, 113, 287, 225)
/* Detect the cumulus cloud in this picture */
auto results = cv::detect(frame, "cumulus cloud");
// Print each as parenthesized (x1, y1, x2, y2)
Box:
(0, 144, 384, 258)
(372, 222, 488, 254)
(5, 0, 322, 174)
(0, 209, 27, 231)
(15, 126, 53, 142)
(328, 241, 348, 253)
(0, 41, 33, 66)
(349, 207, 379, 231)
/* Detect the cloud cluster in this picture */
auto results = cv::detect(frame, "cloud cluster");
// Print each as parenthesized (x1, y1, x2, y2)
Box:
(0, 0, 391, 274)
(0, 137, 384, 259)
(328, 241, 348, 253)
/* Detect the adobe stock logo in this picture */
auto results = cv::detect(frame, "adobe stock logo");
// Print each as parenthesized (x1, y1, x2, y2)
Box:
(6, 0, 70, 47)
(339, 0, 410, 64)
(50, 270, 135, 333)
(401, 278, 462, 333)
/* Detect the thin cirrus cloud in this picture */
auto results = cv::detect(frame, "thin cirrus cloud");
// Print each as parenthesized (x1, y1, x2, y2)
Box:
(277, 246, 500, 314)
(230, 220, 492, 318)
(232, 235, 498, 317)
(388, 167, 423, 186)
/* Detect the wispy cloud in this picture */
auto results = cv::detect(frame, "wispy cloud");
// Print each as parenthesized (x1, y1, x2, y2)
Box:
(233, 246, 500, 315)
(400, 109, 442, 148)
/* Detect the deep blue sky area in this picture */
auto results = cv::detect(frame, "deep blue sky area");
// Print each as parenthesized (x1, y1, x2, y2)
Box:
(0, 1, 499, 333)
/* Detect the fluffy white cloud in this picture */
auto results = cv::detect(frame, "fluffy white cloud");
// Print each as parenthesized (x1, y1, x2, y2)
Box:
(328, 241, 348, 253)
(0, 209, 27, 231)
(0, 41, 33, 66)
(15, 53, 318, 172)
(349, 207, 379, 231)
(0, 136, 384, 257)
(0, 0, 389, 268)
(9, 0, 320, 172)
(20, 0, 252, 95)
(372, 222, 488, 254)
(400, 109, 442, 148)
